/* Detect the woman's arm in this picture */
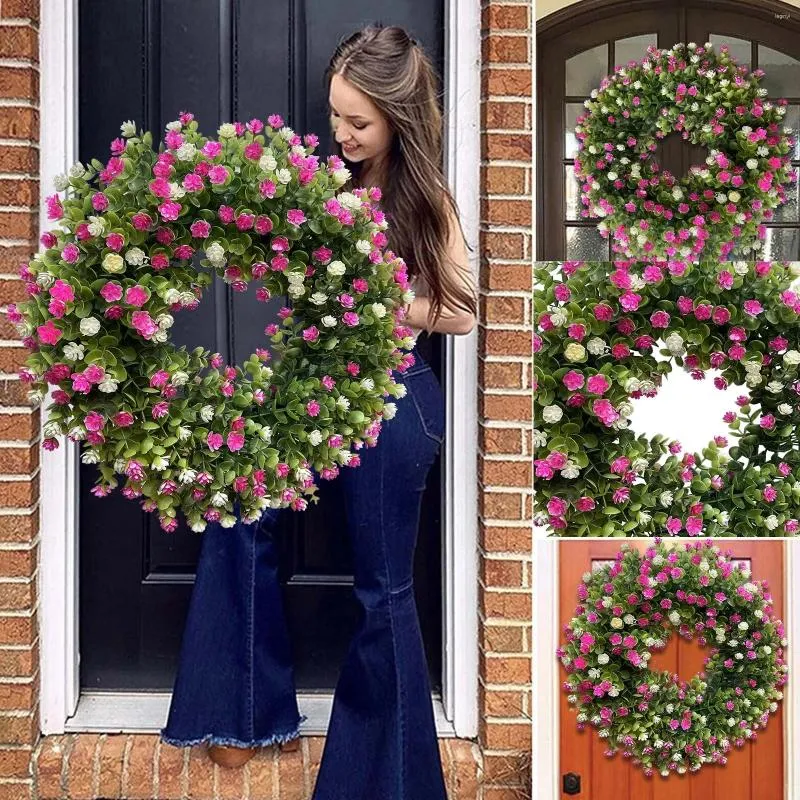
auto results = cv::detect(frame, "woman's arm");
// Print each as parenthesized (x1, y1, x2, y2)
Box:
(404, 207, 477, 336)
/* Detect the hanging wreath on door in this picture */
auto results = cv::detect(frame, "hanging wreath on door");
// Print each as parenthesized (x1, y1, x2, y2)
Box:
(5, 113, 416, 531)
(558, 540, 788, 778)
(534, 258, 800, 537)
(573, 41, 796, 261)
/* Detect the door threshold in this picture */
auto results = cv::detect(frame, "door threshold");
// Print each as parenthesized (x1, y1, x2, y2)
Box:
(64, 691, 457, 737)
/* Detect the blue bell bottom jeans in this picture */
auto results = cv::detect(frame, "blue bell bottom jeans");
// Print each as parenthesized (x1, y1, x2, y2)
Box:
(161, 347, 448, 799)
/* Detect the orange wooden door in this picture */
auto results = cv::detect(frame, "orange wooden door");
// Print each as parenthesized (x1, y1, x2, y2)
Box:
(558, 541, 785, 800)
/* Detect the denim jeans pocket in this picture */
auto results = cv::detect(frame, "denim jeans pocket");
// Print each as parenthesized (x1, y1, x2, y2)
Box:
(405, 367, 445, 444)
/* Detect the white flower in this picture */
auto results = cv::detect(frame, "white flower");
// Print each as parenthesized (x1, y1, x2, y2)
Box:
(746, 158, 758, 170)
(669, 611, 681, 626)
(337, 449, 353, 465)
(660, 490, 674, 507)
(360, 378, 375, 391)
(276, 168, 292, 184)
(336, 395, 350, 411)
(333, 167, 351, 186)
(371, 302, 387, 319)
(217, 122, 236, 138)
(53, 173, 69, 191)
(382, 403, 397, 420)
(168, 181, 186, 200)
(327, 261, 346, 277)
(121, 120, 137, 137)
(102, 253, 125, 274)
(304, 429, 323, 447)
(765, 515, 779, 531)
(665, 332, 685, 355)
(738, 621, 748, 631)
(294, 467, 312, 483)
(178, 426, 192, 441)
(171, 370, 189, 386)
(63, 343, 85, 363)
(156, 314, 174, 330)
(533, 430, 547, 447)
(165, 120, 183, 132)
(69, 161, 86, 178)
(87, 215, 106, 237)
(767, 381, 783, 394)
(258, 151, 278, 172)
(355, 239, 372, 254)
(125, 247, 147, 266)
(587, 337, 607, 355)
(337, 192, 363, 210)
(610, 617, 623, 629)
(395, 384, 407, 399)
(152, 330, 168, 343)
(550, 309, 567, 327)
(81, 450, 100, 464)
(151, 456, 168, 471)
(164, 288, 181, 305)
(179, 469, 197, 484)
(35, 271, 55, 289)
(561, 463, 580, 479)
(205, 242, 226, 267)
(79, 317, 101, 336)
(632, 457, 648, 473)
(279, 126, 295, 141)
(176, 142, 196, 161)
(778, 403, 793, 415)
(321, 315, 337, 327)
(310, 292, 328, 305)
(98, 379, 118, 393)
(211, 491, 229, 507)
(200, 405, 214, 422)
(287, 284, 305, 299)
(597, 653, 609, 665)
(784, 350, 800, 366)
(542, 405, 563, 424)
(258, 425, 273, 443)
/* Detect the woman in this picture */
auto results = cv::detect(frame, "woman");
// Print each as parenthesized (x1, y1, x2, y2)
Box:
(161, 24, 476, 799)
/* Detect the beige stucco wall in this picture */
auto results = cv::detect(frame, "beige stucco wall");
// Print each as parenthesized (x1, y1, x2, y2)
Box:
(537, 0, 800, 20)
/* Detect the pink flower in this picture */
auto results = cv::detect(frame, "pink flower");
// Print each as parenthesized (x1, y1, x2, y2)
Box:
(322, 375, 335, 391)
(158, 201, 181, 221)
(287, 209, 306, 226)
(190, 219, 211, 238)
(562, 371, 584, 391)
(619, 292, 642, 311)
(342, 312, 359, 327)
(576, 497, 596, 512)
(547, 497, 568, 516)
(37, 319, 62, 345)
(84, 411, 105, 432)
(760, 414, 776, 430)
(743, 299, 763, 317)
(84, 364, 105, 383)
(227, 431, 245, 451)
(718, 271, 734, 289)
(593, 399, 619, 427)
(302, 326, 319, 342)
(666, 517, 682, 534)
(112, 411, 134, 427)
(149, 370, 170, 388)
(151, 401, 169, 419)
(546, 452, 568, 469)
(131, 311, 159, 338)
(763, 485, 778, 502)
(50, 279, 75, 303)
(208, 165, 229, 185)
(61, 243, 80, 263)
(586, 375, 610, 395)
(612, 488, 630, 504)
(306, 400, 321, 417)
(207, 432, 224, 451)
(593, 304, 614, 321)
(650, 310, 670, 328)
(124, 285, 149, 306)
(685, 516, 703, 535)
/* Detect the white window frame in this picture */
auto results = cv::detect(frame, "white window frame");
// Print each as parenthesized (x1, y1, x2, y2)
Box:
(38, 0, 480, 739)
(532, 541, 798, 799)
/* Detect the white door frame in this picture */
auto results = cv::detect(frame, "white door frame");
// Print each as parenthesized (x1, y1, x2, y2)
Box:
(533, 541, 799, 799)
(38, 0, 480, 739)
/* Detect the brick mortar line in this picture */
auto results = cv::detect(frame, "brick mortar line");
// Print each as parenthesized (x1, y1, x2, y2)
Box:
(481, 353, 532, 360)
(480, 62, 532, 69)
(483, 96, 533, 104)
(0, 19, 39, 26)
(152, 737, 160, 799)
(0, 100, 38, 108)
(0, 466, 41, 482)
(479, 224, 533, 232)
(120, 734, 134, 798)
(181, 743, 190, 798)
(91, 733, 105, 797)
(0, 205, 39, 212)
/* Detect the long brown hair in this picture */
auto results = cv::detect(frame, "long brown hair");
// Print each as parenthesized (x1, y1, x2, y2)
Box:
(325, 25, 477, 326)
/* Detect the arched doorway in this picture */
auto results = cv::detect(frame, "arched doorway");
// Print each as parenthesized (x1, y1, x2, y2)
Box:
(537, 0, 800, 259)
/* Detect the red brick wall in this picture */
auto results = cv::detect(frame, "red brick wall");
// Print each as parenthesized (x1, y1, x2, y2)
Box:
(0, 2, 42, 799)
(477, 1, 532, 797)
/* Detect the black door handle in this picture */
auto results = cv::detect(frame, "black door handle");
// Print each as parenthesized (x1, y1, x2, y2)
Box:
(563, 772, 581, 795)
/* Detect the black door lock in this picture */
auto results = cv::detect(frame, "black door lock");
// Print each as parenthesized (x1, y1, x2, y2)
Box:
(563, 772, 581, 795)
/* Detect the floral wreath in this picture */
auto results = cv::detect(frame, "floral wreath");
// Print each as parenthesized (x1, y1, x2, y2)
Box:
(574, 41, 796, 261)
(6, 113, 417, 532)
(558, 540, 788, 778)
(534, 259, 800, 537)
